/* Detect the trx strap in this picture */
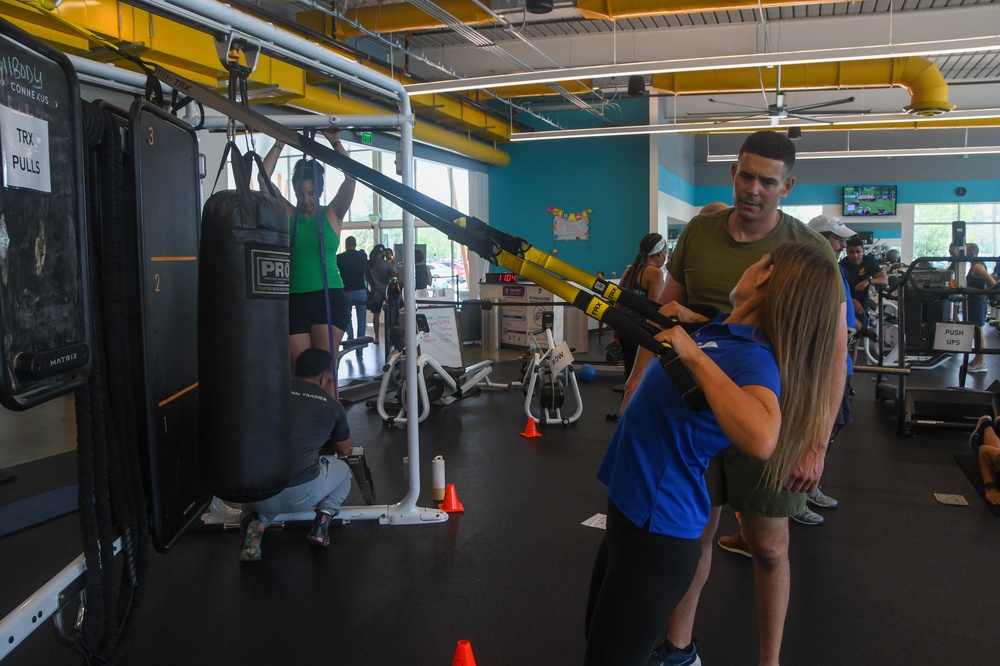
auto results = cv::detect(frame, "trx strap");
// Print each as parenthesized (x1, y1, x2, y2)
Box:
(145, 63, 707, 410)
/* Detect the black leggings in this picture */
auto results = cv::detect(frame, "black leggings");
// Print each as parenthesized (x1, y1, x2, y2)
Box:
(584, 501, 701, 666)
(620, 337, 639, 379)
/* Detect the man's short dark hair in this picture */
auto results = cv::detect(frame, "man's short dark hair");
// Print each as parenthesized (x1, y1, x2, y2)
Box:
(345, 236, 357, 249)
(739, 131, 796, 175)
(846, 237, 865, 248)
(295, 348, 332, 379)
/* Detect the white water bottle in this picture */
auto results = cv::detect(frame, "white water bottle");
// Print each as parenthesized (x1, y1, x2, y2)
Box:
(432, 455, 446, 501)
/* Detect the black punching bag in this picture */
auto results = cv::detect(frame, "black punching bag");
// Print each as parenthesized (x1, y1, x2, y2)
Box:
(199, 144, 291, 502)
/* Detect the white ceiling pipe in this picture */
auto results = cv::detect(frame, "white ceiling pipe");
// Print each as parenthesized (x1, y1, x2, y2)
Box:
(69, 53, 175, 95)
(198, 114, 407, 130)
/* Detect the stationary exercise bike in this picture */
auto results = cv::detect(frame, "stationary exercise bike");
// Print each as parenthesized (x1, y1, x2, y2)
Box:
(514, 311, 583, 426)
(369, 306, 507, 426)
(858, 285, 900, 365)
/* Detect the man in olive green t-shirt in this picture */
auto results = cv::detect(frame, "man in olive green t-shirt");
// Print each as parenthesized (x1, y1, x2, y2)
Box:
(627, 131, 847, 666)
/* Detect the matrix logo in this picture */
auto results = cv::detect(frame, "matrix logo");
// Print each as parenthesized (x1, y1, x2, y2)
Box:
(247, 246, 290, 298)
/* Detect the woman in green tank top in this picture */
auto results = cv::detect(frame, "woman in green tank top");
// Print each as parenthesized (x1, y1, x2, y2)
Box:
(261, 129, 358, 373)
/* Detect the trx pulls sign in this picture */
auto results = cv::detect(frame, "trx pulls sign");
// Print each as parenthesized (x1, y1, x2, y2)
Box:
(0, 103, 50, 193)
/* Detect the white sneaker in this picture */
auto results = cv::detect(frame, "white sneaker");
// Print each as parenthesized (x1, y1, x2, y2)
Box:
(791, 508, 825, 526)
(807, 487, 839, 509)
(969, 362, 988, 374)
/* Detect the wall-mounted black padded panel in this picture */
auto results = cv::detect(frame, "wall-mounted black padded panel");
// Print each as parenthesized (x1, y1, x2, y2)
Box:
(129, 99, 208, 553)
(0, 18, 90, 410)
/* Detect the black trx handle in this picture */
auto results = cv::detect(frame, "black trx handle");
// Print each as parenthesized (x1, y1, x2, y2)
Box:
(597, 306, 710, 412)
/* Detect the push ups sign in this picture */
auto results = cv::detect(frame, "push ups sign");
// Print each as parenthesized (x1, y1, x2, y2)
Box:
(934, 322, 975, 353)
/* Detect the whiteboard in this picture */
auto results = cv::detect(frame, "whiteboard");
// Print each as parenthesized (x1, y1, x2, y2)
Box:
(417, 306, 464, 369)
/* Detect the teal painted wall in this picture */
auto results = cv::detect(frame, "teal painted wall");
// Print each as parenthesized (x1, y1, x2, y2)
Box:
(845, 224, 902, 240)
(488, 135, 650, 276)
(658, 165, 695, 203)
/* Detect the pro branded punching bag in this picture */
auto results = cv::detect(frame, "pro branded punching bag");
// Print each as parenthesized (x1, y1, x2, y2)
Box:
(199, 144, 291, 502)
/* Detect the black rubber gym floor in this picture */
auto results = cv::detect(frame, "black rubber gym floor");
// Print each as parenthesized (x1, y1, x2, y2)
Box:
(2, 351, 998, 665)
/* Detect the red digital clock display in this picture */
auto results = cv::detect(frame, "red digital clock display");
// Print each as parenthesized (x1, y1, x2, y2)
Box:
(486, 272, 518, 284)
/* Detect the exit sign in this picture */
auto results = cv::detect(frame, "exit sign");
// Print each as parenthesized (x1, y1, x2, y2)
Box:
(361, 131, 373, 145)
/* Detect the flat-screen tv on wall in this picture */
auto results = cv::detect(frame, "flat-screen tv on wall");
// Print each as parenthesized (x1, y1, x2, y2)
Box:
(843, 185, 897, 217)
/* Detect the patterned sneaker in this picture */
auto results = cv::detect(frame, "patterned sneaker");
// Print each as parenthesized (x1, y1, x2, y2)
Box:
(969, 361, 988, 374)
(971, 414, 994, 454)
(717, 532, 752, 558)
(649, 639, 701, 666)
(807, 487, 839, 509)
(240, 514, 265, 562)
(791, 508, 825, 526)
(307, 511, 334, 547)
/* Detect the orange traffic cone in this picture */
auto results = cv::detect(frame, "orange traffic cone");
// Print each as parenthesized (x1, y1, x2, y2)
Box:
(452, 640, 476, 666)
(438, 483, 465, 513)
(521, 417, 542, 438)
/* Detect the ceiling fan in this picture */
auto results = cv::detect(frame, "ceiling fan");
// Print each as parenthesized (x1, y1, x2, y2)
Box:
(686, 65, 871, 126)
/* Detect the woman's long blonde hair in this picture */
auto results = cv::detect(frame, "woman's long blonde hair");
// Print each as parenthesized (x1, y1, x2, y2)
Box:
(756, 242, 841, 491)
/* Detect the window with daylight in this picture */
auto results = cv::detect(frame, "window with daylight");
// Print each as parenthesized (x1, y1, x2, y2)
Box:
(913, 203, 1000, 266)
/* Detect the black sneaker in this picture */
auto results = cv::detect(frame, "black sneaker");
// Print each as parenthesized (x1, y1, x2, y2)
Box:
(971, 415, 993, 454)
(649, 639, 701, 666)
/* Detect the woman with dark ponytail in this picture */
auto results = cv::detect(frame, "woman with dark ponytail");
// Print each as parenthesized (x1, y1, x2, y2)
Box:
(612, 233, 668, 377)
(259, 129, 357, 373)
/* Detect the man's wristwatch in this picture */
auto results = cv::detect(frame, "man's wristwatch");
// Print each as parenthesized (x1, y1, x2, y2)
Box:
(985, 482, 999, 490)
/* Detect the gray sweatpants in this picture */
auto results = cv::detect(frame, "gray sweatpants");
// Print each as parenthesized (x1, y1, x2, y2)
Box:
(247, 456, 352, 526)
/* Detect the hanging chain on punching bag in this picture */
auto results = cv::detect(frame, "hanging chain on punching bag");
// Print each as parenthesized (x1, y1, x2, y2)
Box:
(225, 46, 257, 157)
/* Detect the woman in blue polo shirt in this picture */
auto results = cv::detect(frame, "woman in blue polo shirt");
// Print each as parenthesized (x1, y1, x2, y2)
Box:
(584, 242, 842, 665)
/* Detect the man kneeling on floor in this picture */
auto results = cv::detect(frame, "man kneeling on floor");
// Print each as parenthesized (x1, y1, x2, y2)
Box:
(240, 348, 353, 561)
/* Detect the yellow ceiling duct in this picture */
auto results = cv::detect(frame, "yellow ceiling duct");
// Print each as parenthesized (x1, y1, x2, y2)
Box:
(487, 81, 596, 98)
(291, 85, 509, 165)
(336, 0, 496, 39)
(650, 57, 954, 116)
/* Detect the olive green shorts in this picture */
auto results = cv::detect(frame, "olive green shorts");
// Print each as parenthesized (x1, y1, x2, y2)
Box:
(705, 445, 806, 517)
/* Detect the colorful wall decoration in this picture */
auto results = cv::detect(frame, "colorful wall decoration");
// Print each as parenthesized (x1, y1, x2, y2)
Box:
(550, 206, 592, 241)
